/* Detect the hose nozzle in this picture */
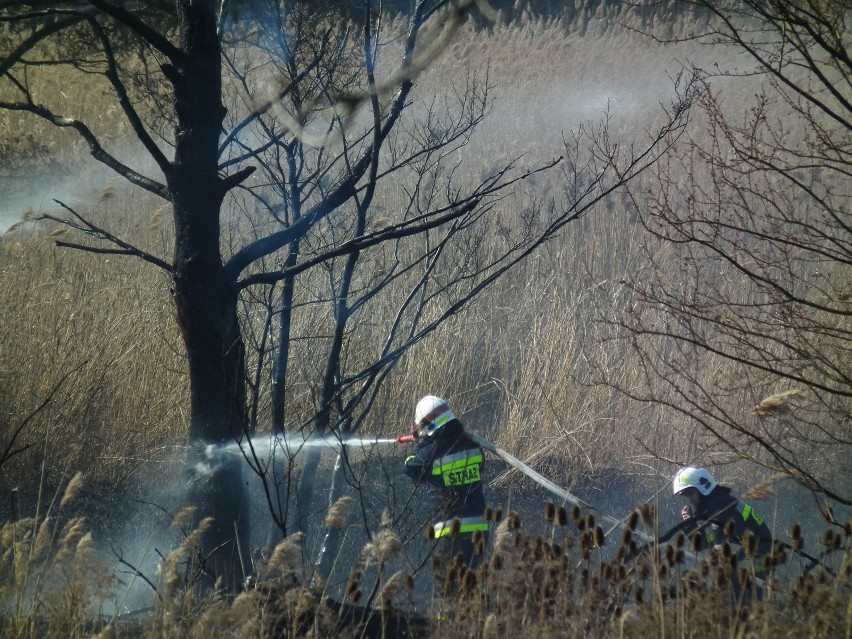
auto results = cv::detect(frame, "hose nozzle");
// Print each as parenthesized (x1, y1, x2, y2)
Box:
(396, 434, 417, 444)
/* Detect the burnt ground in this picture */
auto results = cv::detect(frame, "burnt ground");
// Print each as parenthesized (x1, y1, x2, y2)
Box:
(2, 441, 847, 621)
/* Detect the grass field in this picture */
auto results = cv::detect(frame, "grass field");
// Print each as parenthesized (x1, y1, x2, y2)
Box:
(1, 4, 849, 638)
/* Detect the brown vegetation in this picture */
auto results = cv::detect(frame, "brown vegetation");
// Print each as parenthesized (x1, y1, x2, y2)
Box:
(1, 2, 848, 637)
(2, 484, 849, 638)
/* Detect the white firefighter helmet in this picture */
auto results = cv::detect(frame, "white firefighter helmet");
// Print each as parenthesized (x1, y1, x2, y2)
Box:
(414, 395, 455, 437)
(672, 466, 717, 496)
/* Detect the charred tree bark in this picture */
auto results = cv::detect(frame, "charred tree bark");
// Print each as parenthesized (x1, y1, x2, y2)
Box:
(168, 0, 250, 591)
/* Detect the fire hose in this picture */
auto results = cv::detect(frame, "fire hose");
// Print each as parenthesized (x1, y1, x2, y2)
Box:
(397, 430, 654, 547)
(394, 431, 846, 585)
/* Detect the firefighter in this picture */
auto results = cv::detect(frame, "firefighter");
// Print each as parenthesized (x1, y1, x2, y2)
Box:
(402, 395, 489, 569)
(672, 466, 773, 600)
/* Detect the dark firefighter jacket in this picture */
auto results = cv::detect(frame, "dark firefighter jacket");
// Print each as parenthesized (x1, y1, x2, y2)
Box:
(403, 419, 488, 538)
(677, 486, 773, 562)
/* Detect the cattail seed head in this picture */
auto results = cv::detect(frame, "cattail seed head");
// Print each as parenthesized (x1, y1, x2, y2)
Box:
(450, 518, 461, 538)
(793, 536, 804, 551)
(544, 502, 555, 522)
(594, 525, 605, 548)
(442, 568, 457, 595)
(714, 569, 728, 587)
(723, 519, 735, 537)
(738, 568, 749, 587)
(639, 504, 656, 526)
(346, 571, 360, 597)
(821, 529, 835, 547)
(571, 506, 581, 521)
(427, 525, 436, 540)
(556, 507, 567, 526)
(790, 523, 802, 541)
(627, 511, 639, 531)
(674, 532, 685, 549)
(691, 534, 703, 552)
(742, 531, 757, 559)
(580, 531, 593, 549)
(484, 506, 493, 521)
(507, 512, 521, 530)
(494, 508, 503, 523)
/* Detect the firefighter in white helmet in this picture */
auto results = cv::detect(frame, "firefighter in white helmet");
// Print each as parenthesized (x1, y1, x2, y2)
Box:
(402, 395, 489, 568)
(670, 466, 773, 600)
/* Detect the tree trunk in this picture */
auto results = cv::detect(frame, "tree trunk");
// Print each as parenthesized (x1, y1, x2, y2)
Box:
(169, 0, 250, 591)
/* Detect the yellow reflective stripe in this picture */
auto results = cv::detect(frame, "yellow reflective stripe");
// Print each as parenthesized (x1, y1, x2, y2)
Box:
(404, 455, 417, 465)
(433, 517, 489, 538)
(431, 454, 484, 475)
(739, 502, 765, 526)
(435, 523, 490, 538)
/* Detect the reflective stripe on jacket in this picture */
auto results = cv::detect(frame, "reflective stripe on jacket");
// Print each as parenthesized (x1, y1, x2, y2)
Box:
(432, 516, 490, 539)
(688, 486, 773, 558)
(403, 419, 487, 531)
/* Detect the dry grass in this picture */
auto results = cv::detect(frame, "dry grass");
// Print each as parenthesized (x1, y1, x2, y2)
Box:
(1, 5, 846, 637)
(0, 193, 186, 490)
(2, 482, 850, 638)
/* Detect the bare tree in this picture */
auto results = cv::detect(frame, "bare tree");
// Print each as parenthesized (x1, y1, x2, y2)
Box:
(0, 0, 697, 589)
(615, 1, 851, 504)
